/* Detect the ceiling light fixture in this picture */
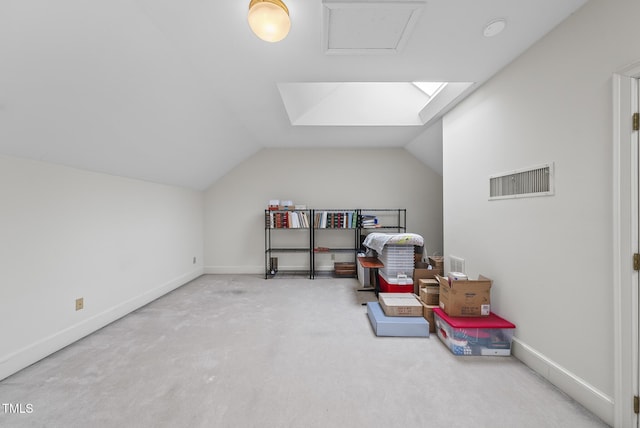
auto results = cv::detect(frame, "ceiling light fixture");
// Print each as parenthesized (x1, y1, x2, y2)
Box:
(483, 18, 507, 37)
(248, 0, 291, 43)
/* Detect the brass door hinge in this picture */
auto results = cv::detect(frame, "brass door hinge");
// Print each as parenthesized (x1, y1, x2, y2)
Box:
(634, 395, 639, 414)
(634, 253, 640, 271)
(634, 112, 639, 131)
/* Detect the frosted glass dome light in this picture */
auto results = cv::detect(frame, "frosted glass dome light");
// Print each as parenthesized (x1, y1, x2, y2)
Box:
(248, 0, 291, 43)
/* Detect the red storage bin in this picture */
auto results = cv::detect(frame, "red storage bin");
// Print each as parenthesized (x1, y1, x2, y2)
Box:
(433, 307, 516, 356)
(378, 273, 413, 293)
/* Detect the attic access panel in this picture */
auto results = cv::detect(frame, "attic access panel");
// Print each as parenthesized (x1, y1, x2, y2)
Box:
(322, 1, 426, 54)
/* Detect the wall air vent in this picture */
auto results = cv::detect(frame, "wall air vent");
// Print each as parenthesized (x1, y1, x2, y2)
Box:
(449, 255, 465, 274)
(489, 163, 554, 200)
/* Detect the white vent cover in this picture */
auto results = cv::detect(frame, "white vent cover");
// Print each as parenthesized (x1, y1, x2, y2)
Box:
(489, 163, 554, 200)
(449, 255, 465, 274)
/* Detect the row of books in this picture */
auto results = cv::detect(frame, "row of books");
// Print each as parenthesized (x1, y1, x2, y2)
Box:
(314, 211, 357, 229)
(266, 211, 382, 229)
(267, 211, 310, 229)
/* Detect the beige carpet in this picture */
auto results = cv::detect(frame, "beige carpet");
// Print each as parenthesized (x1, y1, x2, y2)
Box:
(0, 274, 609, 427)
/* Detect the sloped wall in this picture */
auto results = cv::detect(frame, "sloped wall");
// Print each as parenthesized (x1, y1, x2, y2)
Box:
(0, 155, 204, 381)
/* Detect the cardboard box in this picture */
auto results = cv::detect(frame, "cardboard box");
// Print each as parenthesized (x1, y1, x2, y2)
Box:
(366, 302, 429, 337)
(418, 279, 439, 306)
(436, 274, 492, 317)
(334, 262, 356, 277)
(418, 278, 439, 287)
(378, 293, 423, 317)
(433, 307, 515, 356)
(412, 268, 443, 293)
(422, 302, 438, 333)
(428, 256, 444, 269)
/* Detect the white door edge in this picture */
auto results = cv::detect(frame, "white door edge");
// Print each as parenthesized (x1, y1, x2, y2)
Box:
(613, 60, 640, 428)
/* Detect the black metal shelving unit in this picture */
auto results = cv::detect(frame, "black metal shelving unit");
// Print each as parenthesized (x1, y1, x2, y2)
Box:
(311, 209, 359, 279)
(264, 208, 406, 279)
(264, 209, 313, 279)
(357, 208, 407, 248)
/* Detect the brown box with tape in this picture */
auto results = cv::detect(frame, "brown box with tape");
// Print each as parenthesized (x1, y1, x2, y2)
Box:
(436, 274, 492, 317)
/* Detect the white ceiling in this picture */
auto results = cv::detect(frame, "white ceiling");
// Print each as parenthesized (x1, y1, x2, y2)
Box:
(0, 0, 588, 189)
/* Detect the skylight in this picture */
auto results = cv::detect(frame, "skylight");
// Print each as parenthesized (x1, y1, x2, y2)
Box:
(413, 82, 446, 98)
(277, 81, 452, 127)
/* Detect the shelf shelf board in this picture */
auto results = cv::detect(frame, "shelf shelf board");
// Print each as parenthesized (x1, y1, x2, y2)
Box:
(267, 270, 311, 278)
(314, 227, 358, 230)
(267, 227, 310, 230)
(314, 248, 358, 253)
(313, 270, 357, 279)
(267, 248, 309, 253)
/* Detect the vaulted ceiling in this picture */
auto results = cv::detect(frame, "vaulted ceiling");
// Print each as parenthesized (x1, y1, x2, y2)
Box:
(0, 0, 588, 189)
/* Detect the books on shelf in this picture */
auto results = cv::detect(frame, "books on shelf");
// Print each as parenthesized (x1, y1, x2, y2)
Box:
(266, 209, 402, 230)
(312, 211, 358, 229)
(359, 214, 380, 228)
(267, 210, 310, 229)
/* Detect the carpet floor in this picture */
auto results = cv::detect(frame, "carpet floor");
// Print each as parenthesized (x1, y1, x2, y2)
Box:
(0, 274, 609, 427)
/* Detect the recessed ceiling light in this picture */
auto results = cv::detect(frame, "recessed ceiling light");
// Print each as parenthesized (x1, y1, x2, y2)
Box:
(483, 19, 507, 37)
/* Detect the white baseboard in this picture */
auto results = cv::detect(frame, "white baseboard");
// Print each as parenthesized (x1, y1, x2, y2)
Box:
(0, 268, 203, 381)
(511, 338, 613, 426)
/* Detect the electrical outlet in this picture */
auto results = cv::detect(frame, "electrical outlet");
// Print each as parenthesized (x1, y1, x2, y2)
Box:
(75, 298, 84, 311)
(331, 254, 335, 261)
(193, 256, 197, 264)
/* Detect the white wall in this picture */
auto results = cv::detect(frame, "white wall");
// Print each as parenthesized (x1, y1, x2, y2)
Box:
(405, 119, 443, 176)
(204, 148, 443, 274)
(442, 0, 640, 424)
(0, 155, 204, 381)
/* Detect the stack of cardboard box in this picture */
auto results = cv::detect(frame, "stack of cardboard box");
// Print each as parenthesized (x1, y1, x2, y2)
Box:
(366, 253, 444, 337)
(367, 293, 429, 337)
(365, 252, 518, 356)
(412, 257, 444, 333)
(417, 278, 440, 333)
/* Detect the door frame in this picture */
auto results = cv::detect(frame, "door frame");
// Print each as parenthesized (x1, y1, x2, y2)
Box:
(613, 60, 640, 428)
